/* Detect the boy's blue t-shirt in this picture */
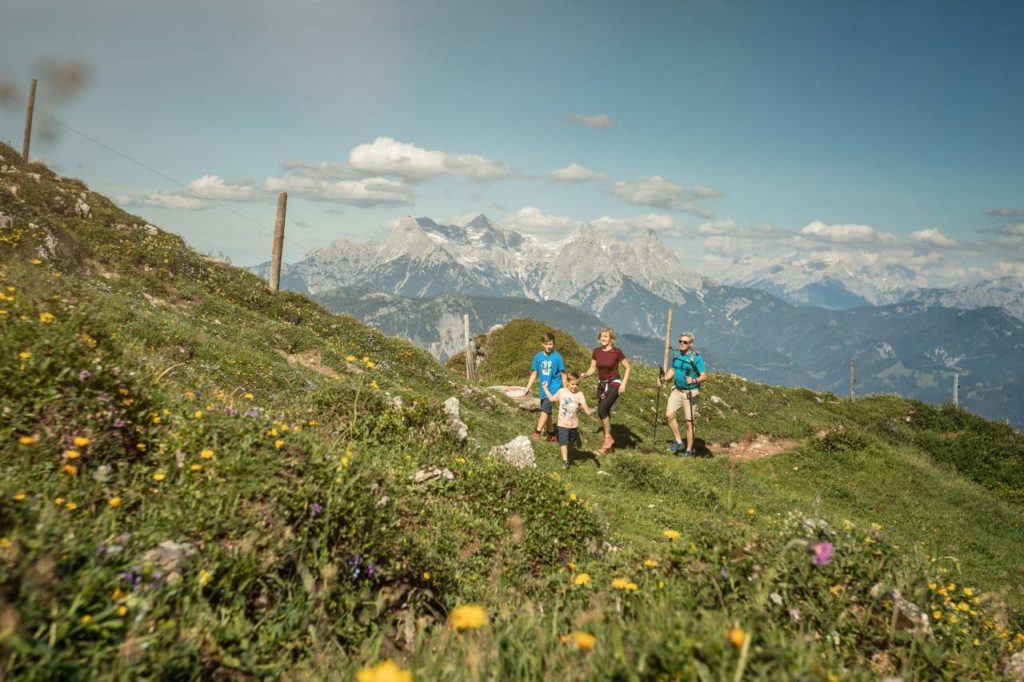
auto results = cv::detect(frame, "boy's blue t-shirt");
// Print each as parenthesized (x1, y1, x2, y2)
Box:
(532, 350, 566, 398)
(672, 350, 705, 390)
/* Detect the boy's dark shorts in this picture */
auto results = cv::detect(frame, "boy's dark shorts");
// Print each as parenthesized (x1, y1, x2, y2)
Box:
(540, 398, 553, 414)
(557, 426, 578, 446)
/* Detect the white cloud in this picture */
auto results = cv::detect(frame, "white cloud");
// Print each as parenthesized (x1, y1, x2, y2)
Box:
(988, 208, 1024, 218)
(566, 113, 616, 128)
(697, 220, 737, 236)
(185, 175, 260, 202)
(502, 207, 579, 235)
(141, 194, 211, 210)
(263, 175, 413, 207)
(282, 160, 359, 180)
(991, 223, 1024, 237)
(990, 260, 1024, 279)
(608, 175, 721, 216)
(551, 163, 608, 183)
(799, 220, 892, 244)
(347, 136, 513, 183)
(590, 214, 679, 235)
(910, 228, 957, 248)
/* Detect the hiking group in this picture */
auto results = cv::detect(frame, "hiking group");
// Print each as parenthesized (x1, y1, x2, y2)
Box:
(523, 329, 707, 467)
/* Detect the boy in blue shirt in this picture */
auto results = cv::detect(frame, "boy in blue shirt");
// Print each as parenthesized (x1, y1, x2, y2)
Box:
(524, 332, 567, 442)
(658, 331, 708, 457)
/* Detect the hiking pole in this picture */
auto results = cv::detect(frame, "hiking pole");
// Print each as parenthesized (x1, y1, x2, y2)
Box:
(651, 306, 673, 446)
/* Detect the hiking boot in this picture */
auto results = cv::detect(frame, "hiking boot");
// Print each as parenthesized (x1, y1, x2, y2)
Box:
(667, 441, 683, 453)
(678, 450, 695, 459)
(546, 433, 558, 443)
(599, 436, 614, 453)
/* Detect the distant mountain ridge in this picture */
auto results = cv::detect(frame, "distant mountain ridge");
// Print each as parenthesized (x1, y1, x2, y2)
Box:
(253, 214, 1024, 427)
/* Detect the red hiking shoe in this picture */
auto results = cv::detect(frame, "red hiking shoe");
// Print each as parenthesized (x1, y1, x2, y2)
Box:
(531, 431, 542, 440)
(546, 433, 558, 443)
(598, 435, 614, 453)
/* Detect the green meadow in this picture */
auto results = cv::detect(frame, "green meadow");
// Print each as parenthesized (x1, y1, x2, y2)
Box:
(2, 142, 1023, 679)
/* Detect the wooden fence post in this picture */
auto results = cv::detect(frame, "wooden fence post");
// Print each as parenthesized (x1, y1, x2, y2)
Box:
(952, 373, 959, 408)
(463, 313, 475, 383)
(22, 78, 37, 162)
(268, 192, 287, 292)
(849, 356, 856, 402)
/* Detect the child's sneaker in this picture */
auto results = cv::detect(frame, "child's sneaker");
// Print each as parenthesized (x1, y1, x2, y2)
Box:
(599, 435, 614, 453)
(563, 459, 570, 470)
(546, 433, 558, 443)
(678, 450, 695, 459)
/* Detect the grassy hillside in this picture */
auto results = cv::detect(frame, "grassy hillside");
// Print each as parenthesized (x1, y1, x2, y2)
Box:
(2, 143, 1023, 679)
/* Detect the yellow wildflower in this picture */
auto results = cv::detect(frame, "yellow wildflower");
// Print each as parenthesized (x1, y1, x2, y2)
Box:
(933, 610, 942, 621)
(80, 614, 92, 625)
(64, 449, 81, 460)
(274, 439, 285, 449)
(448, 604, 488, 630)
(611, 578, 638, 592)
(190, 463, 203, 472)
(962, 587, 973, 597)
(643, 559, 659, 568)
(948, 614, 959, 625)
(18, 435, 39, 446)
(345, 355, 357, 363)
(830, 584, 843, 596)
(18, 351, 31, 360)
(153, 471, 166, 482)
(135, 443, 147, 452)
(62, 464, 78, 476)
(38, 312, 55, 323)
(355, 660, 413, 682)
(194, 410, 203, 419)
(200, 448, 215, 459)
(957, 602, 970, 612)
(65, 502, 77, 510)
(308, 419, 319, 426)
(422, 572, 431, 581)
(662, 529, 681, 540)
(561, 631, 596, 652)
(574, 573, 591, 587)
(30, 258, 43, 265)
(0, 537, 11, 548)
(569, 492, 577, 502)
(116, 606, 128, 617)
(243, 392, 255, 400)
(199, 569, 213, 586)
(72, 436, 90, 447)
(746, 507, 756, 516)
(112, 588, 125, 600)
(728, 627, 746, 649)
(107, 497, 122, 508)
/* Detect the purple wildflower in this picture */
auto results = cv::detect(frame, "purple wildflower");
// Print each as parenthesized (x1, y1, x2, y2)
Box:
(244, 408, 261, 418)
(811, 542, 834, 567)
(79, 370, 91, 381)
(113, 418, 126, 428)
(225, 405, 238, 417)
(310, 502, 323, 517)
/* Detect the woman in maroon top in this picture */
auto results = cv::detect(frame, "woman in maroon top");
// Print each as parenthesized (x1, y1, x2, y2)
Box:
(580, 328, 631, 453)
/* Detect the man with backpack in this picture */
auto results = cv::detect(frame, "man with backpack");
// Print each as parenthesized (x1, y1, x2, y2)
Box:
(658, 331, 708, 458)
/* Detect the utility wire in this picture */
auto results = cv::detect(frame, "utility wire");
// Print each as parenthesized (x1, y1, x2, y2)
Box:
(6, 93, 319, 257)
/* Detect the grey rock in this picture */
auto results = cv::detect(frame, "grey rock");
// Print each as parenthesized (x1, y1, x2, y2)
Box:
(709, 395, 731, 410)
(412, 467, 454, 484)
(488, 435, 536, 469)
(443, 396, 469, 442)
(1005, 651, 1024, 681)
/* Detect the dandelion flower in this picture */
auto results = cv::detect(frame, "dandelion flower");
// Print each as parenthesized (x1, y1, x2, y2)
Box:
(112, 588, 125, 600)
(356, 660, 413, 682)
(65, 502, 77, 510)
(72, 436, 90, 447)
(199, 569, 213, 586)
(728, 627, 746, 649)
(662, 529, 681, 540)
(274, 439, 285, 449)
(643, 559, 659, 568)
(153, 471, 166, 482)
(107, 497, 122, 508)
(31, 258, 43, 265)
(80, 614, 92, 625)
(243, 392, 255, 400)
(448, 604, 488, 630)
(345, 355, 357, 363)
(135, 443, 147, 452)
(54, 497, 65, 506)
(194, 410, 203, 419)
(574, 573, 591, 587)
(18, 351, 31, 360)
(200, 448, 215, 459)
(116, 606, 128, 617)
(561, 631, 596, 652)
(38, 312, 55, 323)
(612, 578, 638, 591)
(422, 572, 431, 581)
(963, 587, 973, 597)
(190, 463, 203, 472)
(18, 435, 39, 446)
(62, 464, 78, 476)
(64, 449, 81, 460)
(746, 507, 756, 516)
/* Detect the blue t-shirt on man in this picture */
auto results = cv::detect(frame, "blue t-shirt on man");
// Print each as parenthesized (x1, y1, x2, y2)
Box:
(672, 350, 705, 390)
(531, 350, 566, 398)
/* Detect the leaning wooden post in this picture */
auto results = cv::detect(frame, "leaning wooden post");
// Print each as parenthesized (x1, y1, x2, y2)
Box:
(652, 306, 673, 443)
(268, 192, 287, 292)
(463, 313, 475, 383)
(22, 78, 37, 162)
(952, 373, 959, 408)
(849, 356, 856, 402)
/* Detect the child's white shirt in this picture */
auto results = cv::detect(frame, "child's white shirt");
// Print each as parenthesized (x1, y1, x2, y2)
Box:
(555, 388, 588, 428)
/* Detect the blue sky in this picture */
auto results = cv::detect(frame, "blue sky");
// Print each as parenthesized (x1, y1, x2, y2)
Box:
(2, 0, 1022, 281)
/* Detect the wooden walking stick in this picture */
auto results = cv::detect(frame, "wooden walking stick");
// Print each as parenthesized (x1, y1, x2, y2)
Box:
(652, 306, 673, 445)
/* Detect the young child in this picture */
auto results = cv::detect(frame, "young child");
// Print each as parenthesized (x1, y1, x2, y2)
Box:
(543, 372, 592, 468)
(524, 332, 566, 442)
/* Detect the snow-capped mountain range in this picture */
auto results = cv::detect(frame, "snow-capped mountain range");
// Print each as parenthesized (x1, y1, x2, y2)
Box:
(268, 214, 705, 319)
